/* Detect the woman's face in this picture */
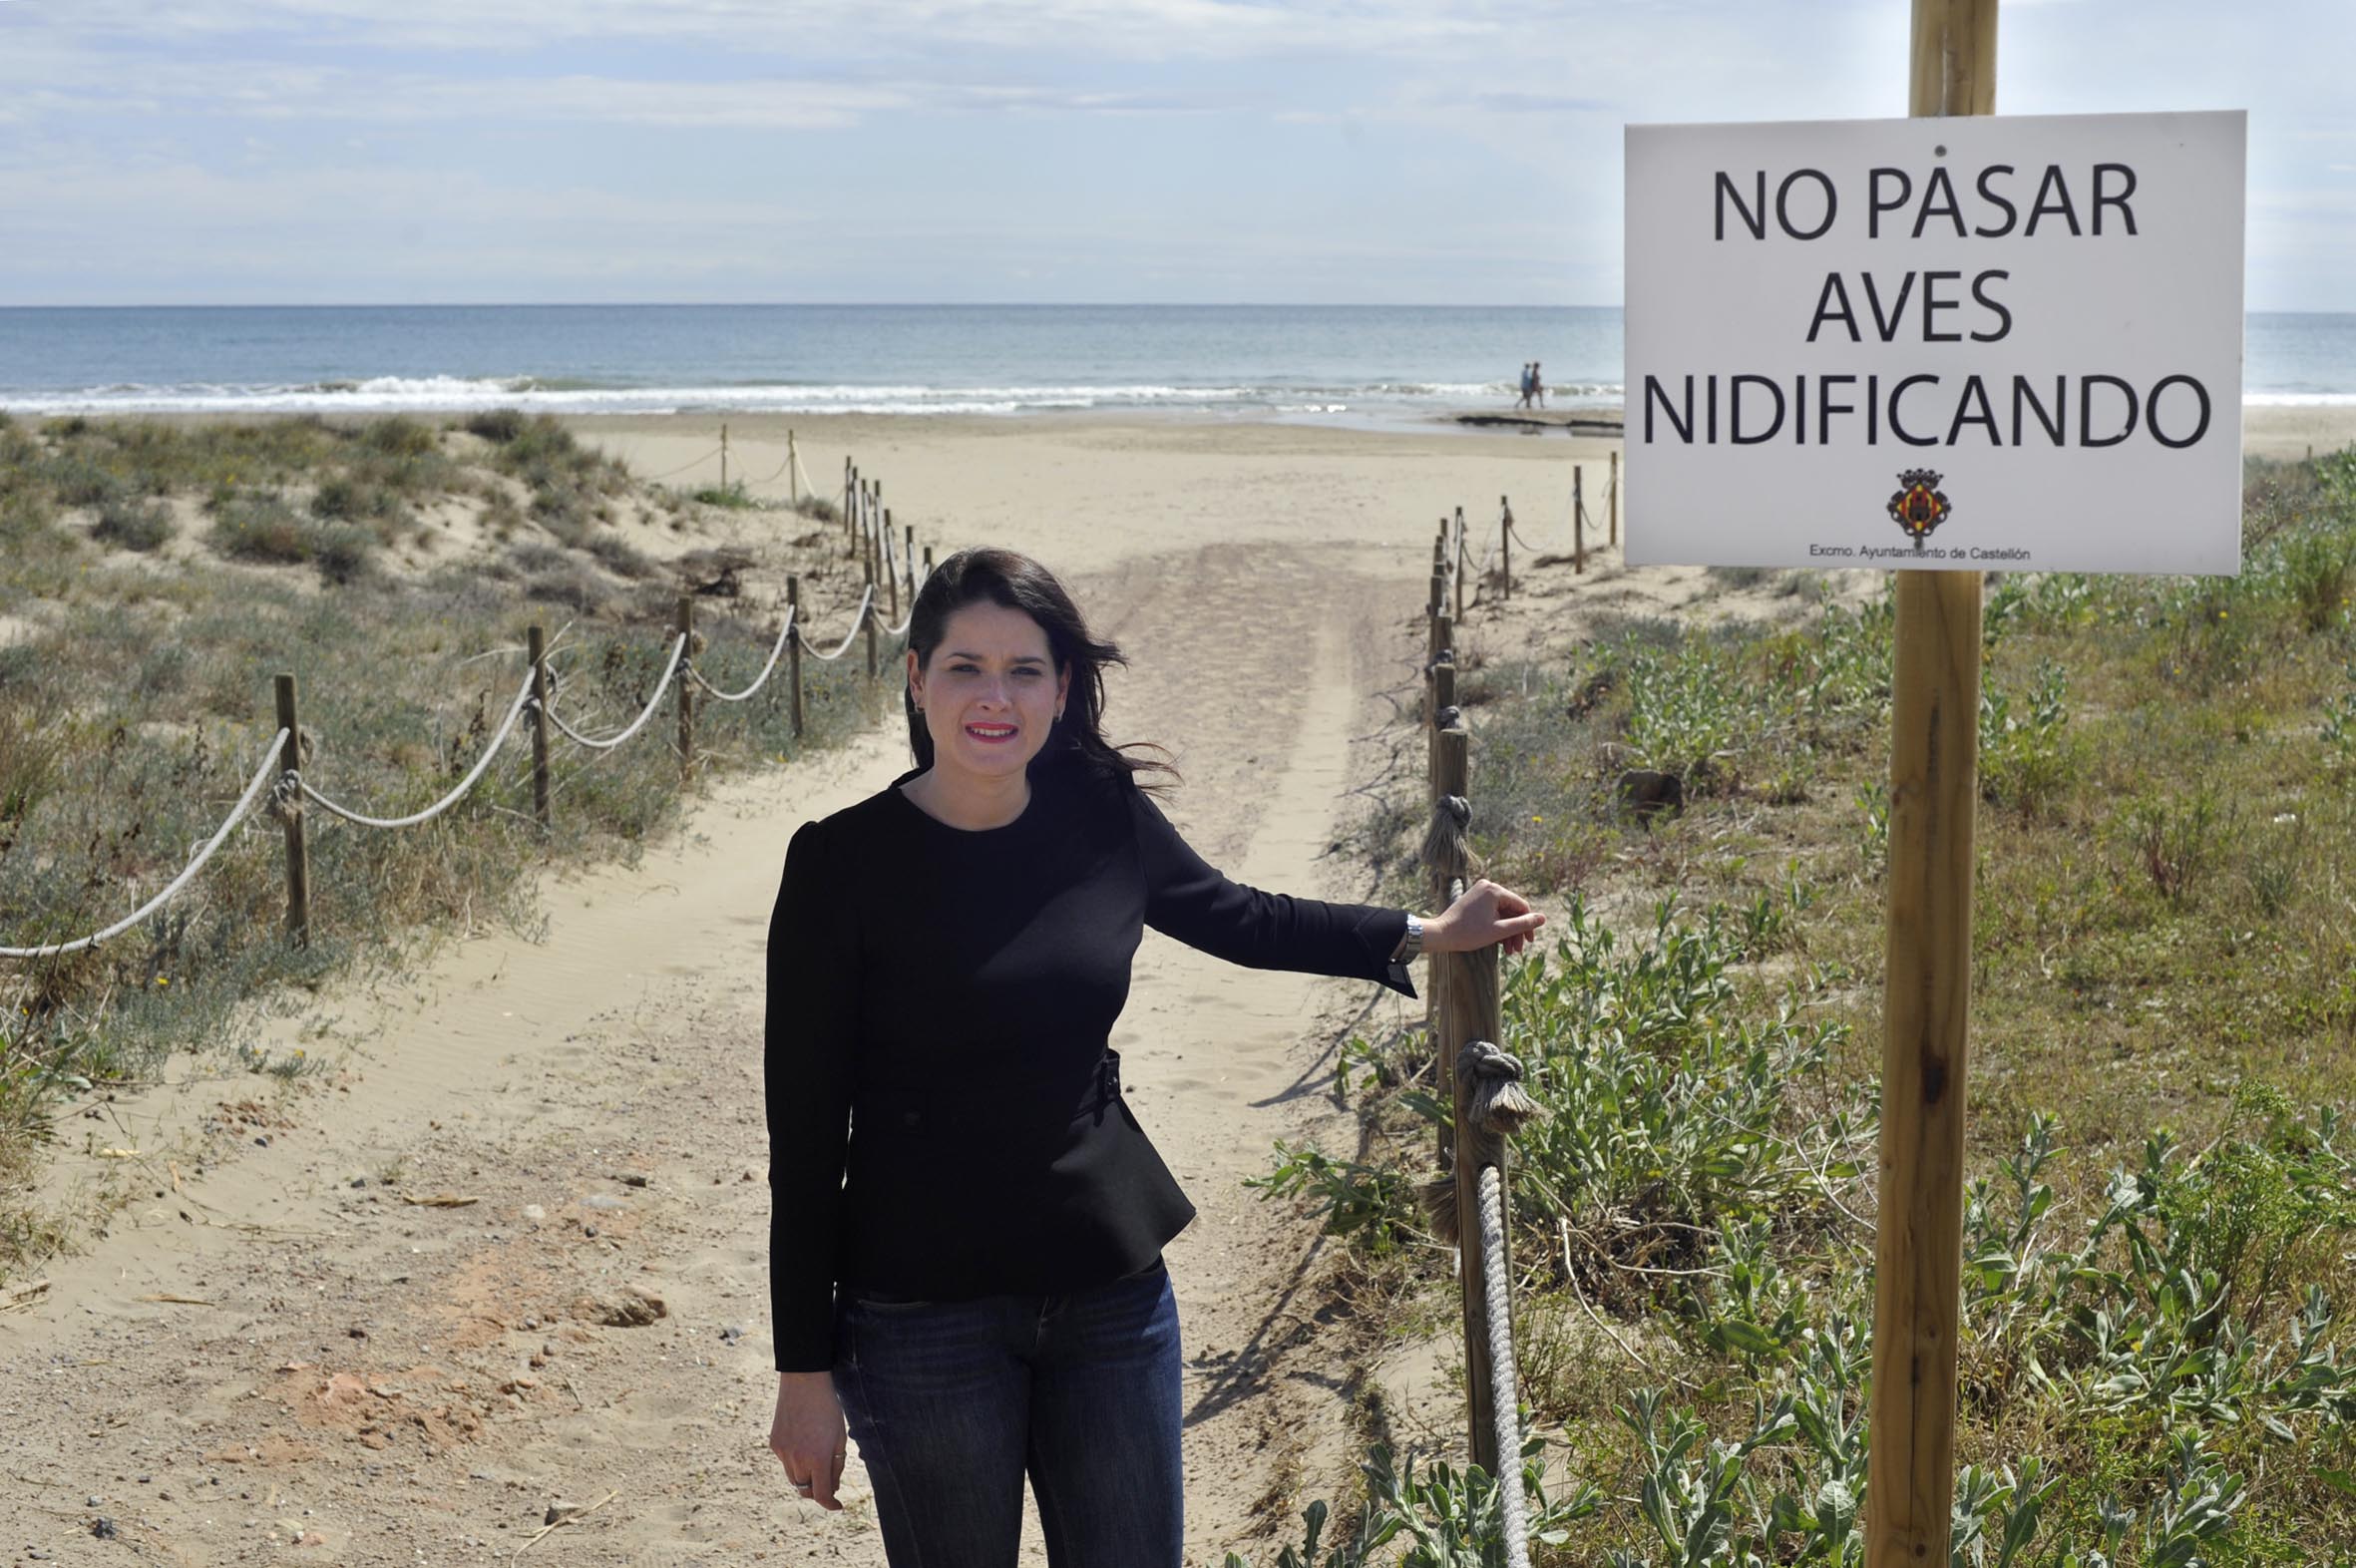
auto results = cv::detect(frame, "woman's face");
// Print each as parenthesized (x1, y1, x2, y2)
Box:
(907, 601, 1071, 787)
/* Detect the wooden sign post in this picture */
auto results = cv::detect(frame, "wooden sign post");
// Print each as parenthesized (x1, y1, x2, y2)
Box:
(1624, 8, 2245, 1562)
(1865, 4, 1993, 1565)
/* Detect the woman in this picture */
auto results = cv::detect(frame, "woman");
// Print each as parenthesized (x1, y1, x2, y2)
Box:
(765, 548, 1541, 1566)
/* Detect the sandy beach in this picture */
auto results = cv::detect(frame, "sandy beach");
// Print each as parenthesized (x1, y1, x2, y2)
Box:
(0, 410, 1607, 1567)
(5, 401, 2354, 1566)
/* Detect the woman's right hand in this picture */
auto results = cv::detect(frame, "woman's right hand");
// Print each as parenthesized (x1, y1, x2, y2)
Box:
(769, 1371, 849, 1508)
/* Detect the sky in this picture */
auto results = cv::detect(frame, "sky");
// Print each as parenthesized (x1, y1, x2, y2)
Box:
(0, 0, 2349, 310)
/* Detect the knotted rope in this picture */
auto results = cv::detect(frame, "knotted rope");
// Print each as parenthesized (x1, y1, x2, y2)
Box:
(1420, 791, 1472, 906)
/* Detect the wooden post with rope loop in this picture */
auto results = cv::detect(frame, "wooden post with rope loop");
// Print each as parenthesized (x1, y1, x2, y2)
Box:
(1609, 450, 1620, 549)
(1452, 507, 1466, 623)
(1432, 719, 1508, 1478)
(1498, 498, 1512, 600)
(527, 624, 552, 830)
(787, 577, 805, 740)
(674, 595, 696, 780)
(273, 673, 310, 947)
(1866, 3, 1993, 1565)
(1573, 467, 1586, 574)
(863, 557, 879, 681)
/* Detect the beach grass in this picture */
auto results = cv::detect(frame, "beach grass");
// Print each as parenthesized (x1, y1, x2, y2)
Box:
(0, 413, 893, 1272)
(1249, 449, 2356, 1564)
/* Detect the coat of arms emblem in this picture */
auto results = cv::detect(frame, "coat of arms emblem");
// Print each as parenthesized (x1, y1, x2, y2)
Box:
(1887, 469, 1951, 551)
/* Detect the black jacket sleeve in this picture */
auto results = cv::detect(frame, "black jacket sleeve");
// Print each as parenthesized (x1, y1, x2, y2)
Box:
(1134, 791, 1414, 997)
(765, 819, 860, 1372)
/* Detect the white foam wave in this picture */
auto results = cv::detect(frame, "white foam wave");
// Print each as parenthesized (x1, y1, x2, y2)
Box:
(0, 374, 1620, 418)
(2245, 392, 2356, 407)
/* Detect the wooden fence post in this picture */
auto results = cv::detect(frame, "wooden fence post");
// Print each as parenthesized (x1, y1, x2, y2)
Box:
(1427, 649, 1457, 1169)
(845, 461, 857, 557)
(273, 673, 310, 947)
(1574, 466, 1587, 574)
(1427, 610, 1452, 805)
(674, 595, 696, 780)
(787, 430, 800, 506)
(1432, 719, 1505, 1477)
(884, 508, 900, 623)
(787, 577, 805, 741)
(1867, 5, 1994, 1566)
(1609, 450, 1620, 548)
(720, 422, 730, 493)
(905, 524, 917, 600)
(1452, 507, 1466, 623)
(527, 624, 551, 831)
(863, 557, 879, 680)
(1499, 498, 1512, 600)
(869, 483, 884, 592)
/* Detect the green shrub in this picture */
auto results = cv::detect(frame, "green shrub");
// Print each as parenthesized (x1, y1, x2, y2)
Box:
(357, 415, 439, 459)
(92, 498, 175, 553)
(1980, 658, 2080, 816)
(311, 474, 391, 523)
(461, 408, 528, 445)
(589, 533, 657, 581)
(208, 494, 314, 563)
(48, 455, 129, 509)
(313, 523, 377, 586)
(687, 481, 757, 509)
(2120, 786, 2225, 907)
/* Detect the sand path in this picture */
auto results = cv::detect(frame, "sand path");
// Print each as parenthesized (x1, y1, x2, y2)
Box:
(2, 414, 1612, 1565)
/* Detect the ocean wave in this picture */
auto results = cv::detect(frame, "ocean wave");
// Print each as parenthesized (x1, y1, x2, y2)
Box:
(0, 374, 1625, 418)
(2245, 392, 2356, 407)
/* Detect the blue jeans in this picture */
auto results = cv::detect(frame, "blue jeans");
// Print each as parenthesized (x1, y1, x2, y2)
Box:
(831, 1261, 1183, 1568)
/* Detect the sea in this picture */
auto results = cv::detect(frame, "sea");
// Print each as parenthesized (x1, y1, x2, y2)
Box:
(0, 304, 2351, 424)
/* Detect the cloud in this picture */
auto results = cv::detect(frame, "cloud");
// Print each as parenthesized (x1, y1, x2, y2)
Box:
(17, 0, 1517, 61)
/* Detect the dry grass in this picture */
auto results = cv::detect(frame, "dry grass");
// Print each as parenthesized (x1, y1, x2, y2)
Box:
(0, 413, 898, 1278)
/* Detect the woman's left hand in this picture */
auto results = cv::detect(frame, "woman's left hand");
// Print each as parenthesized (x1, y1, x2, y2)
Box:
(1425, 879, 1545, 958)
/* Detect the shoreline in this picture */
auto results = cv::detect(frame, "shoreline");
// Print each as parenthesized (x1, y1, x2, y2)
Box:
(30, 400, 2351, 458)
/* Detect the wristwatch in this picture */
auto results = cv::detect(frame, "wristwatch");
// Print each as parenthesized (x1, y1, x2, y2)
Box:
(1391, 914, 1424, 963)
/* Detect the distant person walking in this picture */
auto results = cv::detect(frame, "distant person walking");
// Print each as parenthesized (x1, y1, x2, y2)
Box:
(1515, 362, 1534, 410)
(1530, 361, 1546, 410)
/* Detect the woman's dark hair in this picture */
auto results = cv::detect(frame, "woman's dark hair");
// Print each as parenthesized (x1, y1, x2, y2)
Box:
(903, 547, 1174, 789)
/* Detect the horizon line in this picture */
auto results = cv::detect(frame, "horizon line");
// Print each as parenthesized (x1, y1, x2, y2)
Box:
(0, 299, 1634, 311)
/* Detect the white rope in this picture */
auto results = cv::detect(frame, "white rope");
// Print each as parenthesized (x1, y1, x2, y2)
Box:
(638, 445, 724, 482)
(797, 587, 875, 661)
(792, 447, 820, 504)
(297, 665, 537, 830)
(545, 634, 688, 750)
(1476, 1163, 1533, 1568)
(687, 602, 798, 703)
(882, 594, 918, 638)
(0, 728, 290, 960)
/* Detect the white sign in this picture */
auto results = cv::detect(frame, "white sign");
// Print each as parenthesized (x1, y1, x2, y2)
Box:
(1624, 110, 2245, 575)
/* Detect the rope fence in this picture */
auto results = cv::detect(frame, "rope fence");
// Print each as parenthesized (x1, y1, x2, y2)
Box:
(1418, 510, 1551, 1563)
(0, 728, 292, 961)
(3, 448, 931, 962)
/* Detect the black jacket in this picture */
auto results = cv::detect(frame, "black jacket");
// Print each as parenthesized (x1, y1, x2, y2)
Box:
(764, 755, 1410, 1371)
